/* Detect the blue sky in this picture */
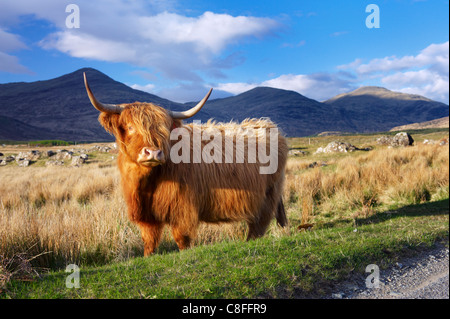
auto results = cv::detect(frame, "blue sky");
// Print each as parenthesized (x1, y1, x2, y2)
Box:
(0, 0, 448, 103)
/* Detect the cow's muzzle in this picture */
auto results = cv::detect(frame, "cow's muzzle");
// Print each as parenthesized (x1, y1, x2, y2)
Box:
(137, 148, 165, 166)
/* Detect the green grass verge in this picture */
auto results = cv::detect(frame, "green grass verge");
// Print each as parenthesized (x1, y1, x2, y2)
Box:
(3, 199, 448, 299)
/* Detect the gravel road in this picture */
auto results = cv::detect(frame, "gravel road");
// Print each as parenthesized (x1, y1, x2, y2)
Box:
(326, 244, 449, 299)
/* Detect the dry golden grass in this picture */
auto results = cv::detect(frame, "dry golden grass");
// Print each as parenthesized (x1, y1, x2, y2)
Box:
(1, 141, 448, 269)
(0, 162, 249, 267)
(283, 143, 449, 225)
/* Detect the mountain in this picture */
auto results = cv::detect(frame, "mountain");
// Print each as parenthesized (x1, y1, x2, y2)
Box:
(0, 68, 184, 141)
(0, 69, 448, 141)
(190, 87, 350, 136)
(324, 86, 449, 133)
(0, 115, 57, 140)
(390, 116, 449, 131)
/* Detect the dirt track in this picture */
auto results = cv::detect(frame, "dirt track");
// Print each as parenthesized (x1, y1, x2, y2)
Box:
(326, 243, 449, 299)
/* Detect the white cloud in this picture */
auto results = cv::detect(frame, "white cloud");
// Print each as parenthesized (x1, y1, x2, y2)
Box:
(216, 41, 449, 104)
(40, 31, 138, 63)
(261, 73, 354, 100)
(130, 83, 156, 93)
(346, 42, 449, 76)
(0, 51, 31, 74)
(216, 82, 258, 95)
(338, 41, 449, 103)
(35, 3, 279, 82)
(0, 28, 30, 73)
(1, 0, 279, 81)
(137, 11, 278, 55)
(217, 72, 355, 101)
(0, 28, 27, 52)
(382, 69, 449, 103)
(330, 31, 348, 37)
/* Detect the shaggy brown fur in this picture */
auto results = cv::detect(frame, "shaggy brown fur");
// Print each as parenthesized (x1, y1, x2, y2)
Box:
(98, 102, 288, 256)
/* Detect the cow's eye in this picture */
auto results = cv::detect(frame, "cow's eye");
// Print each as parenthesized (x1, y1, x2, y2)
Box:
(128, 125, 135, 133)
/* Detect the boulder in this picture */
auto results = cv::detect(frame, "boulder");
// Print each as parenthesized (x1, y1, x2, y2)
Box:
(53, 150, 73, 160)
(71, 154, 88, 167)
(17, 159, 30, 167)
(315, 141, 359, 154)
(288, 149, 307, 156)
(376, 132, 414, 147)
(4, 155, 14, 162)
(308, 161, 327, 168)
(46, 150, 56, 157)
(87, 145, 112, 153)
(16, 150, 41, 161)
(392, 132, 414, 147)
(45, 160, 65, 166)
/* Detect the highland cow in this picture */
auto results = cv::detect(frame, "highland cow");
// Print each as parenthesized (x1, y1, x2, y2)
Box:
(84, 72, 288, 256)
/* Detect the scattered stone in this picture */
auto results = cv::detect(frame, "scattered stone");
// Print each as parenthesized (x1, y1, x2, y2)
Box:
(3, 155, 14, 162)
(308, 161, 327, 168)
(288, 149, 307, 156)
(315, 141, 360, 154)
(17, 159, 30, 167)
(53, 150, 73, 160)
(71, 154, 88, 167)
(46, 150, 56, 157)
(376, 132, 414, 147)
(16, 150, 41, 161)
(45, 160, 65, 166)
(87, 145, 112, 153)
(332, 293, 344, 299)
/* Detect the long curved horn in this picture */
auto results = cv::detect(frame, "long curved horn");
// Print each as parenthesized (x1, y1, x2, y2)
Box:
(168, 88, 213, 119)
(83, 72, 123, 113)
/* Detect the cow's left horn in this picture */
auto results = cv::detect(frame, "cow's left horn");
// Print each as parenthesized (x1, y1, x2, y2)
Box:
(169, 88, 213, 119)
(84, 72, 123, 113)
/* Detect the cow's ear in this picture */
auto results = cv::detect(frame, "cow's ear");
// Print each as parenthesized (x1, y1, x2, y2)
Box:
(98, 113, 121, 136)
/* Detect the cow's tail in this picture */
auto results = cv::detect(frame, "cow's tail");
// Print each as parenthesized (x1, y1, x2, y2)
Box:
(276, 199, 288, 227)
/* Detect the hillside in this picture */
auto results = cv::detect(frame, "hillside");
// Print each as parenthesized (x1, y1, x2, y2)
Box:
(191, 87, 351, 137)
(0, 68, 184, 141)
(324, 86, 449, 133)
(0, 115, 57, 140)
(390, 116, 449, 131)
(0, 69, 448, 141)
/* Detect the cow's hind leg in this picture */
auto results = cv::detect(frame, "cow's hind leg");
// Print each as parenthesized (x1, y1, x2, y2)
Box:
(247, 186, 279, 240)
(171, 225, 197, 251)
(138, 221, 164, 256)
(247, 209, 273, 240)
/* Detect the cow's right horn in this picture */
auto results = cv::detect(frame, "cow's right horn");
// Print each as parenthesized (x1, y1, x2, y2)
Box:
(169, 88, 213, 119)
(84, 72, 123, 113)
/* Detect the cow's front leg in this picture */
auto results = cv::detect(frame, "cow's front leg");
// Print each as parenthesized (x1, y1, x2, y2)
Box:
(138, 221, 163, 256)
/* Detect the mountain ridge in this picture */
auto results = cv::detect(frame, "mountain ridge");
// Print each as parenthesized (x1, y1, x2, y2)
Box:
(0, 68, 448, 141)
